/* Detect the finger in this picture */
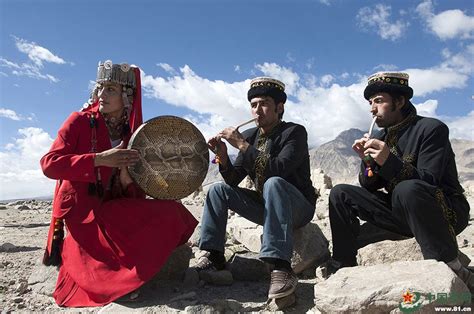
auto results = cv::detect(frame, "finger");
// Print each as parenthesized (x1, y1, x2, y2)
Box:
(363, 133, 370, 139)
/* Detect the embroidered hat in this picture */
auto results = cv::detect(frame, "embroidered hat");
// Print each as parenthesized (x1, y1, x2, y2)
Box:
(96, 60, 137, 88)
(363, 72, 413, 100)
(247, 77, 287, 104)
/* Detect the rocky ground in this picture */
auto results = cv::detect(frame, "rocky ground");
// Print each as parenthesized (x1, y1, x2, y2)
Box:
(1, 174, 474, 313)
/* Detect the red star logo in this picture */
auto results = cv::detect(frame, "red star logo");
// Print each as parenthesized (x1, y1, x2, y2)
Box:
(402, 290, 414, 304)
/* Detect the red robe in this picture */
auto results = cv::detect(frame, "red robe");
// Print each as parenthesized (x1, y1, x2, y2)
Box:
(40, 110, 198, 307)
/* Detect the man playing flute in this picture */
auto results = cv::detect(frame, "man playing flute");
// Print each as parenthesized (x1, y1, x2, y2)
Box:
(197, 77, 317, 300)
(327, 71, 472, 290)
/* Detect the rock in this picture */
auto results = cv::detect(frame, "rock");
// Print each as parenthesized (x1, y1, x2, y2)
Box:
(229, 252, 270, 281)
(0, 243, 16, 252)
(155, 244, 192, 280)
(228, 215, 263, 253)
(7, 200, 24, 206)
(13, 297, 23, 303)
(267, 293, 296, 311)
(0, 205, 7, 210)
(184, 304, 216, 313)
(224, 244, 248, 261)
(15, 281, 28, 294)
(311, 168, 333, 194)
(358, 238, 471, 267)
(14, 204, 31, 210)
(314, 191, 330, 220)
(199, 269, 233, 286)
(314, 260, 470, 313)
(28, 264, 59, 297)
(291, 222, 330, 274)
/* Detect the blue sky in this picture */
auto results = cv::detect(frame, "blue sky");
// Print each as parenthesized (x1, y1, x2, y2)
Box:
(0, 0, 473, 200)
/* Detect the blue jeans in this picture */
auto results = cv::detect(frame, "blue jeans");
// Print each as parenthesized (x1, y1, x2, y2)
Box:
(199, 177, 315, 262)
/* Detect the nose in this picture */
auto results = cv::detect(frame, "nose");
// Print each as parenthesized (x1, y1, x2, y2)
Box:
(370, 103, 377, 114)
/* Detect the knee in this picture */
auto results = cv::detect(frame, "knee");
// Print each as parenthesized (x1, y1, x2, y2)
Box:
(207, 182, 231, 199)
(392, 179, 431, 201)
(329, 184, 355, 205)
(262, 176, 288, 194)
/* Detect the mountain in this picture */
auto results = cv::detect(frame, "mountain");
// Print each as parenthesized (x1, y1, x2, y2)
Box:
(309, 128, 364, 185)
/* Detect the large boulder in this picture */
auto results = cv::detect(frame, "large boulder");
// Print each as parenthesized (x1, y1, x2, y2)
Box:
(228, 216, 263, 253)
(292, 222, 330, 274)
(358, 238, 471, 267)
(314, 260, 470, 313)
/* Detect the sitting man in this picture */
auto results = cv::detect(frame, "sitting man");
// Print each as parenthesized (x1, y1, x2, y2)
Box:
(197, 77, 317, 299)
(328, 71, 472, 288)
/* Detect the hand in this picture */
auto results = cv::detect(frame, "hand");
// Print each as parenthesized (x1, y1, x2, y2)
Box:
(119, 166, 134, 190)
(218, 127, 249, 152)
(208, 136, 228, 167)
(94, 141, 140, 168)
(352, 133, 370, 159)
(363, 138, 390, 166)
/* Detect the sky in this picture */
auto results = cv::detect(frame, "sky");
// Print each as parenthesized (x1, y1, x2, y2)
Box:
(0, 0, 473, 200)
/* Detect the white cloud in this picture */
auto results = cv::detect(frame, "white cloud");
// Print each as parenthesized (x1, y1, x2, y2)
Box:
(414, 100, 474, 141)
(0, 108, 35, 121)
(255, 63, 300, 94)
(357, 4, 409, 41)
(142, 60, 473, 151)
(0, 108, 21, 121)
(0, 127, 55, 200)
(13, 36, 66, 67)
(320, 74, 334, 87)
(0, 36, 71, 83)
(157, 62, 177, 75)
(416, 0, 474, 40)
(234, 65, 241, 73)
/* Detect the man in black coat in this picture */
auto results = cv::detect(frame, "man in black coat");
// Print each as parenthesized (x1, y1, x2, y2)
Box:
(328, 71, 472, 289)
(197, 77, 317, 300)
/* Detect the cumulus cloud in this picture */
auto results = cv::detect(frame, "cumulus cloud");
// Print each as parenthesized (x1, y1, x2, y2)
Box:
(416, 0, 474, 40)
(414, 100, 474, 141)
(142, 59, 473, 151)
(357, 4, 409, 41)
(407, 44, 474, 97)
(157, 62, 177, 75)
(14, 36, 66, 67)
(0, 127, 54, 200)
(0, 108, 35, 121)
(0, 36, 71, 83)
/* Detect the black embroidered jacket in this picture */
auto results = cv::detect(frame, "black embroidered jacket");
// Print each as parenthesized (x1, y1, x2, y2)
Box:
(219, 121, 317, 206)
(359, 104, 466, 199)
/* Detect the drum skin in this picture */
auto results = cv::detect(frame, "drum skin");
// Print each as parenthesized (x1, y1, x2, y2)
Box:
(127, 116, 209, 200)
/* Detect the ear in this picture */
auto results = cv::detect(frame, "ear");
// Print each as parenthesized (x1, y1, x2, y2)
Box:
(277, 102, 284, 114)
(395, 96, 405, 110)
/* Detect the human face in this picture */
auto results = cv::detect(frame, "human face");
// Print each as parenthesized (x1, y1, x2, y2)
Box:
(250, 96, 283, 133)
(98, 82, 124, 117)
(369, 92, 404, 128)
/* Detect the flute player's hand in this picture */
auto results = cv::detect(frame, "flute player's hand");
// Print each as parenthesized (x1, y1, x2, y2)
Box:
(208, 136, 228, 167)
(352, 133, 370, 159)
(219, 127, 249, 152)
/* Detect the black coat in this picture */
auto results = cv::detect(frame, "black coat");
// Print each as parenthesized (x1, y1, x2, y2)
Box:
(220, 121, 317, 206)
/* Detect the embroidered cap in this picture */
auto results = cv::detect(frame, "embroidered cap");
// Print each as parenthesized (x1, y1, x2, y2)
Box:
(364, 72, 413, 100)
(96, 60, 137, 88)
(247, 76, 287, 104)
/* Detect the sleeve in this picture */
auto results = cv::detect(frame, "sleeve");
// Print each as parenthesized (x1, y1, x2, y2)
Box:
(358, 160, 386, 192)
(40, 112, 97, 182)
(378, 123, 449, 187)
(219, 153, 249, 186)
